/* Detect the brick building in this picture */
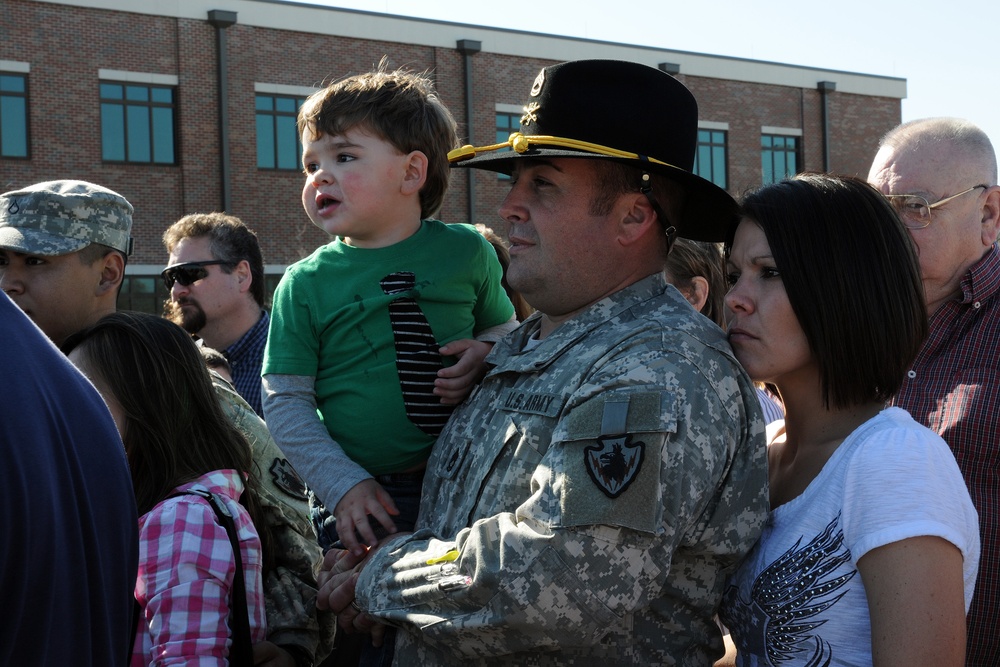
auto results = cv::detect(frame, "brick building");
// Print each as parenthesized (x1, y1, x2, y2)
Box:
(1, 0, 905, 312)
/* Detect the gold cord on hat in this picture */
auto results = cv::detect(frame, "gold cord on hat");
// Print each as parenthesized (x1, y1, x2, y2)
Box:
(448, 132, 679, 170)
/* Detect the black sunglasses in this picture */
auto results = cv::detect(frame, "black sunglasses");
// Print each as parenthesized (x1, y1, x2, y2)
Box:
(161, 260, 234, 290)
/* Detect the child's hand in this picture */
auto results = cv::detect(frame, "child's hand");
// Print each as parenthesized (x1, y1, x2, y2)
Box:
(435, 339, 493, 405)
(333, 479, 399, 556)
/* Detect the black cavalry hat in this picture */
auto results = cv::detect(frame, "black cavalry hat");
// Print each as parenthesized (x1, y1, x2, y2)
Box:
(449, 59, 737, 242)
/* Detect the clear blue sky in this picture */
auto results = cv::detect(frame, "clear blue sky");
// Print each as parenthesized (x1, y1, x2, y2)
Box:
(294, 0, 1000, 171)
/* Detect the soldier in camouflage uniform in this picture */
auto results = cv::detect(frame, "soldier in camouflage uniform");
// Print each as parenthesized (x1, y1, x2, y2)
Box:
(0, 180, 332, 667)
(318, 60, 769, 665)
(213, 376, 337, 665)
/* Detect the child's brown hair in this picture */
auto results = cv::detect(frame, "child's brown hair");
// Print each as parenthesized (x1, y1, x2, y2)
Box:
(299, 61, 459, 219)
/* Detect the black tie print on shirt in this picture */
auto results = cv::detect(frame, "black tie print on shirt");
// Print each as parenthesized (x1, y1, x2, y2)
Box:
(380, 271, 453, 436)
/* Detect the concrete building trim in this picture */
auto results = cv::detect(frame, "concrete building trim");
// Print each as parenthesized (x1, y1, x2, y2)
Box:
(699, 121, 730, 131)
(254, 82, 319, 96)
(98, 69, 179, 85)
(762, 126, 804, 136)
(1, 60, 31, 73)
(34, 0, 906, 99)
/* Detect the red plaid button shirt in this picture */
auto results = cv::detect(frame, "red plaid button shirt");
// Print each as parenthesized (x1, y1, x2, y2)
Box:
(892, 244, 1000, 666)
(131, 470, 267, 666)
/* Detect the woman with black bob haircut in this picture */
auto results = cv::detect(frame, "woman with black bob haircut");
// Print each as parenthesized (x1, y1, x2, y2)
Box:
(716, 173, 979, 666)
(63, 312, 269, 666)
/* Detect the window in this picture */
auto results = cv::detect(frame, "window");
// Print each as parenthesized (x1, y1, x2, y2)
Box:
(694, 129, 727, 189)
(264, 273, 283, 307)
(0, 73, 29, 158)
(256, 94, 306, 170)
(761, 134, 799, 184)
(495, 111, 520, 180)
(100, 82, 176, 164)
(117, 275, 168, 315)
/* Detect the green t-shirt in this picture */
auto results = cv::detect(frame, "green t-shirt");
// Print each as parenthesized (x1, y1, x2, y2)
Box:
(263, 220, 514, 475)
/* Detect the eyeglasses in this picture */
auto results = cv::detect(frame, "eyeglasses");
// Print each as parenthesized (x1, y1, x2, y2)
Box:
(885, 184, 990, 229)
(160, 260, 234, 290)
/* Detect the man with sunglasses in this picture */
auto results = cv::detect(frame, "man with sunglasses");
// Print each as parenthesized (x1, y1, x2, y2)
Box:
(163, 212, 270, 417)
(162, 213, 338, 667)
(869, 118, 1000, 667)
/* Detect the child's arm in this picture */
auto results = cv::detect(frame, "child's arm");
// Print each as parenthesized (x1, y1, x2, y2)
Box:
(474, 314, 519, 343)
(262, 374, 398, 556)
(434, 315, 520, 405)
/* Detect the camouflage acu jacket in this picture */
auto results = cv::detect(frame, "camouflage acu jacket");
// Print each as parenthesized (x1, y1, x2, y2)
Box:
(356, 273, 769, 666)
(213, 376, 335, 665)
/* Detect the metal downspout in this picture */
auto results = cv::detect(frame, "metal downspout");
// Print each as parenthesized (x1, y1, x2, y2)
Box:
(818, 81, 836, 172)
(208, 10, 237, 212)
(457, 39, 481, 225)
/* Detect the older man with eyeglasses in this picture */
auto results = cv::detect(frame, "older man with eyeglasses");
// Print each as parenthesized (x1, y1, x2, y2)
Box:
(869, 117, 1000, 667)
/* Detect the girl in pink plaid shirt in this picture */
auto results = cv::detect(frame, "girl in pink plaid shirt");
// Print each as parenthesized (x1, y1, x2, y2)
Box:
(65, 313, 268, 666)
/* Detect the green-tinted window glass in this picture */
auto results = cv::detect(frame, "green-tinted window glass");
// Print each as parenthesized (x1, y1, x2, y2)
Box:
(100, 82, 176, 164)
(256, 94, 306, 170)
(257, 115, 275, 169)
(151, 107, 174, 164)
(151, 87, 172, 104)
(494, 111, 521, 181)
(0, 73, 29, 158)
(126, 105, 151, 162)
(100, 83, 123, 99)
(0, 74, 25, 93)
(693, 129, 727, 189)
(761, 134, 799, 185)
(101, 103, 126, 161)
(117, 276, 168, 314)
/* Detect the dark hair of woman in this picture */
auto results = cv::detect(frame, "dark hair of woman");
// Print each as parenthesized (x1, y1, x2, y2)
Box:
(726, 173, 928, 409)
(62, 312, 269, 556)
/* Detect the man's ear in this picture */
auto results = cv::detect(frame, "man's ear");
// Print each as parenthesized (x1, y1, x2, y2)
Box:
(234, 259, 252, 294)
(618, 192, 660, 246)
(401, 150, 429, 196)
(96, 252, 126, 296)
(981, 185, 1000, 246)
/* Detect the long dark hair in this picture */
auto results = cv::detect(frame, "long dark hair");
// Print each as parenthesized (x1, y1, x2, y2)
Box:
(62, 312, 267, 535)
(728, 173, 927, 409)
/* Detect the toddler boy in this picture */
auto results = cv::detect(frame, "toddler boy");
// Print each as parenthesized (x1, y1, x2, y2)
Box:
(262, 66, 515, 560)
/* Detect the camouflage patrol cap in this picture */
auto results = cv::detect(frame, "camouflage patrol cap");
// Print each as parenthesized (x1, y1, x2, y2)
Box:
(0, 180, 134, 256)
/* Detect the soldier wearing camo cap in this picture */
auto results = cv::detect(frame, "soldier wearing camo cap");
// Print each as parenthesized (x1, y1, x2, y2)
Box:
(0, 180, 334, 666)
(0, 179, 133, 346)
(318, 59, 769, 665)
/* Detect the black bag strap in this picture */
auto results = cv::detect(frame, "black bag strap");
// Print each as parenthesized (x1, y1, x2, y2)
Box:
(130, 489, 254, 666)
(181, 489, 254, 666)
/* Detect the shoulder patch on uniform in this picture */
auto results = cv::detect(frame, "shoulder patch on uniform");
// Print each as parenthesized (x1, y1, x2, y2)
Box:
(269, 458, 308, 500)
(584, 433, 645, 498)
